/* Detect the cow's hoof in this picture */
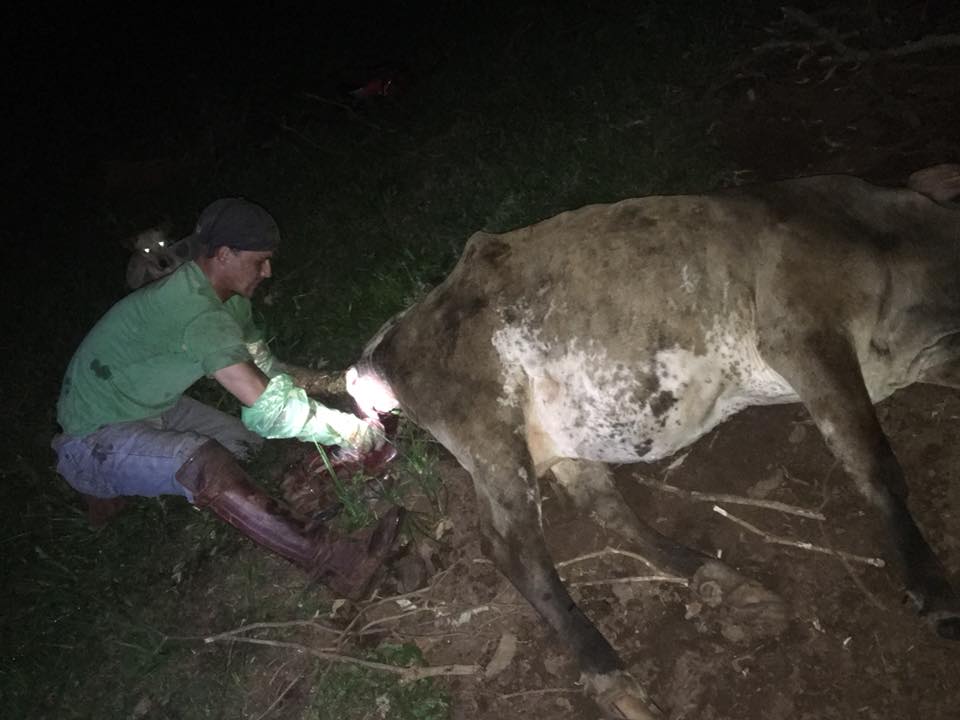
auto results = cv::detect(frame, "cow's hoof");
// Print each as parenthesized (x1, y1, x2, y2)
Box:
(583, 671, 663, 720)
(692, 561, 790, 641)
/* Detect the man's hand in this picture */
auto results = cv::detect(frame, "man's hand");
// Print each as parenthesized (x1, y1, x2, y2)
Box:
(339, 416, 386, 454)
(239, 372, 386, 453)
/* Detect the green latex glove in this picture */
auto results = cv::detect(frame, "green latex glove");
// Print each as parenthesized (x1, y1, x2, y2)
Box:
(242, 373, 383, 452)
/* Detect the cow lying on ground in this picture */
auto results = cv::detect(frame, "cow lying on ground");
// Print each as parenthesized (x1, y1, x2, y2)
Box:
(346, 165, 960, 719)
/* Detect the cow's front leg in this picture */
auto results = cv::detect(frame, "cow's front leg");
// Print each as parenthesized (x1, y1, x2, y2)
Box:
(468, 444, 662, 719)
(761, 329, 960, 640)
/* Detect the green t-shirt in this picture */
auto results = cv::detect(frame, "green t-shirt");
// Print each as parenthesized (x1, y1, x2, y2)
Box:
(57, 261, 262, 436)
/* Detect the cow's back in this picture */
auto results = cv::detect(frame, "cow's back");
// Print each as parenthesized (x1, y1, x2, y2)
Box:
(370, 175, 956, 462)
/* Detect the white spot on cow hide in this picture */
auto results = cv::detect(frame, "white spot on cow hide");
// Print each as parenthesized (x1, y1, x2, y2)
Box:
(679, 264, 700, 294)
(492, 309, 799, 464)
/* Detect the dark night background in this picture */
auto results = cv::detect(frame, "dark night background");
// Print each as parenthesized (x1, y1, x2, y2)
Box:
(4, 1, 960, 718)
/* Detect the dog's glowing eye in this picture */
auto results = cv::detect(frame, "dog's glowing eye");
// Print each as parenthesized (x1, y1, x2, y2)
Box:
(158, 241, 165, 247)
(143, 248, 151, 253)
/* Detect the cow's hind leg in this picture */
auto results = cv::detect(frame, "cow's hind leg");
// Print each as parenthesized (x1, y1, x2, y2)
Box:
(550, 459, 789, 637)
(454, 424, 661, 719)
(761, 328, 960, 640)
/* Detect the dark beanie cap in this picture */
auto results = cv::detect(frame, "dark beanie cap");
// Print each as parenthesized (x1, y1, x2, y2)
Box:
(191, 198, 281, 256)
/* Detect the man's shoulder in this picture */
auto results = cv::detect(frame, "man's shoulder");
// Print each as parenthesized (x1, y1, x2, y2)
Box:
(138, 261, 222, 315)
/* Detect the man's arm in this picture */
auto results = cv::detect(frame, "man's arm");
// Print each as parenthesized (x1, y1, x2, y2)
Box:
(213, 361, 270, 406)
(245, 340, 346, 398)
(214, 362, 384, 453)
(281, 364, 347, 398)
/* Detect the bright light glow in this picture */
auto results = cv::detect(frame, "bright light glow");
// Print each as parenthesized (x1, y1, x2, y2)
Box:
(346, 367, 398, 418)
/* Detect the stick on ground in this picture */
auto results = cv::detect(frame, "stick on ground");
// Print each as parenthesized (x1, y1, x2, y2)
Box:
(712, 505, 885, 567)
(204, 635, 480, 681)
(634, 473, 826, 520)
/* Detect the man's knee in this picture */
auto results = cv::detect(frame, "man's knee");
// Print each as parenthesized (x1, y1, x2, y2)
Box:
(221, 433, 263, 461)
(175, 439, 241, 506)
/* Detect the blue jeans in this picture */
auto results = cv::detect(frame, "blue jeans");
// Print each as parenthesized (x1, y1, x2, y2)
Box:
(52, 397, 263, 502)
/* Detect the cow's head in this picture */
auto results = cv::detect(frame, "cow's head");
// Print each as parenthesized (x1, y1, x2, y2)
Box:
(346, 364, 398, 418)
(347, 309, 412, 417)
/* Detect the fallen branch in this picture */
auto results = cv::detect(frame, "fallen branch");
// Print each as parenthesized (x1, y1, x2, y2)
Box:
(569, 575, 689, 588)
(556, 546, 688, 587)
(498, 687, 580, 700)
(633, 474, 826, 520)
(712, 505, 885, 568)
(204, 635, 480, 681)
(335, 560, 464, 651)
(556, 546, 661, 571)
(204, 619, 341, 644)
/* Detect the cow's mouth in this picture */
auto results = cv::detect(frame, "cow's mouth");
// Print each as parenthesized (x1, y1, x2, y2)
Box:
(347, 367, 399, 418)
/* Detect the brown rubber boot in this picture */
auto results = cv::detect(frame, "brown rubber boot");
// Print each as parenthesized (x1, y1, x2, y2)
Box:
(176, 440, 404, 600)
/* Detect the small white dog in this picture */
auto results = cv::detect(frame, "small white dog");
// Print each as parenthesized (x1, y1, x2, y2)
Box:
(125, 227, 201, 290)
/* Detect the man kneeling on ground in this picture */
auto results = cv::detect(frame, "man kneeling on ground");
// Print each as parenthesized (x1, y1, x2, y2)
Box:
(52, 198, 402, 599)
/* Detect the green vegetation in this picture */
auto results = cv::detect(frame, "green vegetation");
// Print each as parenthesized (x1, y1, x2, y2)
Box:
(2, 2, 774, 718)
(312, 644, 450, 720)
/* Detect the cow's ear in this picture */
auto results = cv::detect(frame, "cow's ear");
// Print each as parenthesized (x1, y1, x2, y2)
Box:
(908, 164, 960, 205)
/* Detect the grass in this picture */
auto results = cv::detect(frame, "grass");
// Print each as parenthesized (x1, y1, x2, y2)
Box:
(2, 2, 777, 718)
(311, 644, 450, 720)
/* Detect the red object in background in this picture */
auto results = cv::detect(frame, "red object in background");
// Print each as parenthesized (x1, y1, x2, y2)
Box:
(346, 68, 406, 101)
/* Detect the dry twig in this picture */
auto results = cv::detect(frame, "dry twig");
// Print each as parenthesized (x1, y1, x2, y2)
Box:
(569, 575, 689, 588)
(204, 619, 340, 644)
(193, 559, 487, 684)
(712, 505, 885, 568)
(556, 546, 689, 588)
(633, 474, 826, 520)
(498, 687, 581, 700)
(204, 635, 479, 681)
(556, 546, 661, 571)
(335, 560, 464, 651)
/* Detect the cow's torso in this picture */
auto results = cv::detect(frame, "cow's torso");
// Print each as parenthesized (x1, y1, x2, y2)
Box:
(363, 174, 960, 467)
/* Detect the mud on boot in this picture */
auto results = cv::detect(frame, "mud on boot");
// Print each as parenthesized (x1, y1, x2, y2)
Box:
(309, 506, 405, 600)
